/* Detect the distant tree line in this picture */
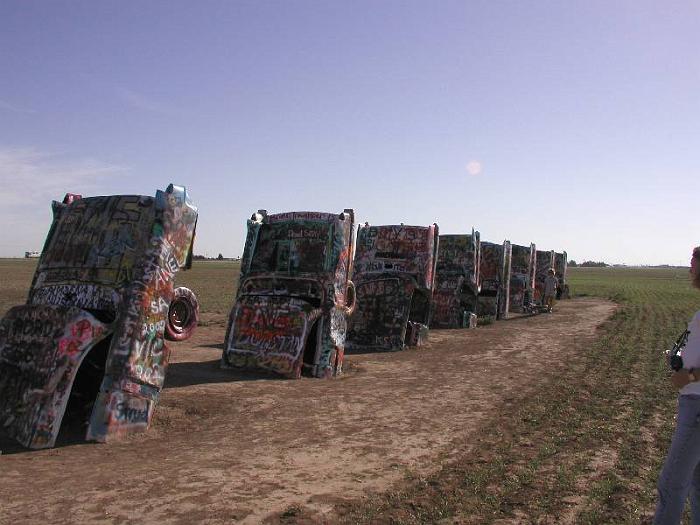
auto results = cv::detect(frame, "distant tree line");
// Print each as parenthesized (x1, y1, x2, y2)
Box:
(568, 260, 608, 267)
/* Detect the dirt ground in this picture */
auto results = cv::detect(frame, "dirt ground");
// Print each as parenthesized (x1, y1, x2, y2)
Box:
(0, 298, 615, 524)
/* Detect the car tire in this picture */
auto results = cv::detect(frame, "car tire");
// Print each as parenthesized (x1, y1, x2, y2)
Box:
(343, 280, 356, 316)
(165, 287, 199, 341)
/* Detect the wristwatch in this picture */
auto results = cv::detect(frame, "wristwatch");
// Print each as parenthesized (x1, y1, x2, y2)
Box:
(690, 368, 697, 382)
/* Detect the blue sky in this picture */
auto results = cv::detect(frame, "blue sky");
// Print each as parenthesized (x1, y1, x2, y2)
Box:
(1, 1, 698, 265)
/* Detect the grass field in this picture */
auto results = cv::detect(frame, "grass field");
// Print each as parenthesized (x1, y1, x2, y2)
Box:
(332, 266, 698, 524)
(0, 260, 696, 522)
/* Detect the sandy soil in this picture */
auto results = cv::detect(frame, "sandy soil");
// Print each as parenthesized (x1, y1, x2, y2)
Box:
(0, 298, 615, 524)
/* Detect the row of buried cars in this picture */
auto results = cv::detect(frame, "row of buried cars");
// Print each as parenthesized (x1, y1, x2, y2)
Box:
(0, 185, 568, 449)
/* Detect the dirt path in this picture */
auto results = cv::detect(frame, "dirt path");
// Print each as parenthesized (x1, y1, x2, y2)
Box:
(0, 298, 614, 524)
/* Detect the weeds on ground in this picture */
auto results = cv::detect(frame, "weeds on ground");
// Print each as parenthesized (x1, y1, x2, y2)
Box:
(336, 267, 695, 524)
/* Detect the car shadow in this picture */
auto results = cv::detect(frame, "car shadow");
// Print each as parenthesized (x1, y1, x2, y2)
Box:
(0, 361, 285, 456)
(164, 359, 284, 388)
(0, 421, 94, 456)
(344, 345, 403, 355)
(0, 433, 31, 455)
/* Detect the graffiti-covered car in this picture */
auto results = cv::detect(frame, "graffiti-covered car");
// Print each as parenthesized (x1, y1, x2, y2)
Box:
(477, 241, 511, 319)
(346, 224, 439, 351)
(554, 251, 570, 299)
(222, 210, 356, 379)
(509, 243, 536, 313)
(534, 249, 555, 303)
(0, 185, 197, 449)
(431, 231, 480, 328)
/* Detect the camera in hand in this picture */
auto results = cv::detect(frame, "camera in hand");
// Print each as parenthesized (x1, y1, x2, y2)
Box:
(670, 354, 684, 372)
(667, 330, 690, 371)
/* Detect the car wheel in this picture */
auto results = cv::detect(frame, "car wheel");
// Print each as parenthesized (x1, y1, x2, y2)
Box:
(165, 287, 199, 341)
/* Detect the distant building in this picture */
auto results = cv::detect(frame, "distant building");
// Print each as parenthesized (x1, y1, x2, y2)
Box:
(24, 251, 40, 258)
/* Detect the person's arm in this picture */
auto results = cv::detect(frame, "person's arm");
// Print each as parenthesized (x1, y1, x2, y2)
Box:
(671, 368, 698, 389)
(672, 312, 700, 389)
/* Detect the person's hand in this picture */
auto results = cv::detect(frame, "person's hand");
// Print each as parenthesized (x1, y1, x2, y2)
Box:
(671, 370, 691, 389)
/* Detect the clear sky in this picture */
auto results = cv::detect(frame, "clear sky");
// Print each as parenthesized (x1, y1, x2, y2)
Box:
(1, 1, 698, 265)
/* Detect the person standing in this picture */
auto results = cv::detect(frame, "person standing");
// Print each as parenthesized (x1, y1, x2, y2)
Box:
(654, 246, 700, 524)
(543, 268, 558, 312)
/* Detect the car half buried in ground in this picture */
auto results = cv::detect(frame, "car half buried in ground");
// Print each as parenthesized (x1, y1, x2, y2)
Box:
(0, 184, 198, 449)
(222, 209, 356, 378)
(346, 223, 439, 351)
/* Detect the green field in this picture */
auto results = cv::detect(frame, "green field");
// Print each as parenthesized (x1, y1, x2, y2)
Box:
(0, 260, 696, 522)
(336, 266, 698, 524)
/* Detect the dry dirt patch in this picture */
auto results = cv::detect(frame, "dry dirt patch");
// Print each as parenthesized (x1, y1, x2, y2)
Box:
(0, 298, 614, 524)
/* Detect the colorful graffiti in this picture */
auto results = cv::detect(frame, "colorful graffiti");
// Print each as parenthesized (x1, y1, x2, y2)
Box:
(347, 224, 439, 352)
(534, 249, 555, 303)
(431, 231, 481, 328)
(509, 243, 536, 312)
(0, 306, 108, 448)
(477, 241, 511, 319)
(222, 210, 356, 378)
(0, 185, 198, 448)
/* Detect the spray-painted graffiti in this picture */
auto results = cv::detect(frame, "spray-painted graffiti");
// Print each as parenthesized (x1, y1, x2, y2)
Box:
(347, 277, 413, 349)
(509, 243, 535, 313)
(477, 241, 511, 319)
(534, 249, 555, 303)
(347, 224, 439, 352)
(31, 284, 121, 314)
(223, 209, 355, 378)
(0, 184, 197, 449)
(0, 306, 108, 448)
(87, 381, 156, 442)
(226, 296, 321, 376)
(430, 231, 481, 328)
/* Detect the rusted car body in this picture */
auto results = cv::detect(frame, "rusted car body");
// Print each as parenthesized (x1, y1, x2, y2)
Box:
(0, 185, 197, 449)
(477, 241, 512, 319)
(222, 210, 356, 379)
(509, 243, 536, 312)
(346, 224, 439, 351)
(431, 231, 480, 328)
(554, 251, 570, 299)
(534, 249, 555, 303)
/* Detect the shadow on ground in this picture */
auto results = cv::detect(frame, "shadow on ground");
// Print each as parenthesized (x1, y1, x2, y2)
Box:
(165, 359, 285, 388)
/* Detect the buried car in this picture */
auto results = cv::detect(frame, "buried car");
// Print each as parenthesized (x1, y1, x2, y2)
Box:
(509, 243, 536, 313)
(478, 240, 512, 319)
(222, 210, 356, 379)
(554, 251, 570, 299)
(430, 230, 481, 329)
(0, 185, 197, 449)
(346, 223, 439, 351)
